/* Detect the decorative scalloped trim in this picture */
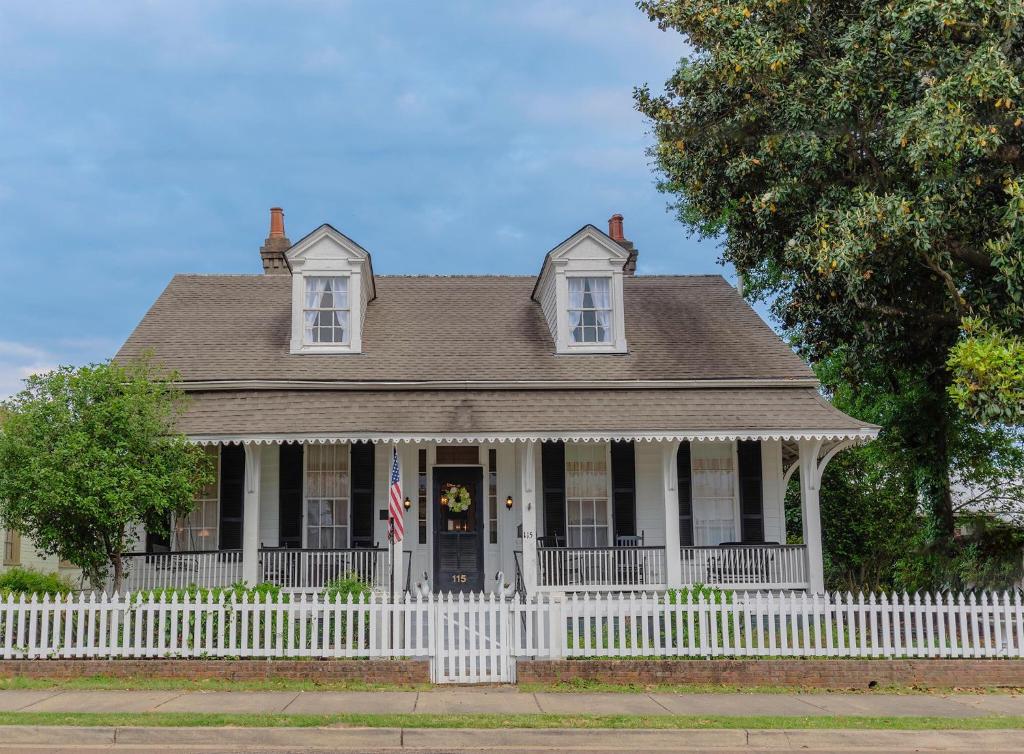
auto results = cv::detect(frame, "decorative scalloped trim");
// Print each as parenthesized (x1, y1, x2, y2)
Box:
(190, 429, 878, 446)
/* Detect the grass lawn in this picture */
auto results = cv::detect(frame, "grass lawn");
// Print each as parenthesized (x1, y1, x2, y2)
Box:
(0, 711, 1022, 730)
(1, 675, 1019, 695)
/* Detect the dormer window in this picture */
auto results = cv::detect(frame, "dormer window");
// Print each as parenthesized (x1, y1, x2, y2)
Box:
(286, 224, 376, 355)
(532, 222, 631, 354)
(568, 276, 612, 345)
(304, 276, 350, 345)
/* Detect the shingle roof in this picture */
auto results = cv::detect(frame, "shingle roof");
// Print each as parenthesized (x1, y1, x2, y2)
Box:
(177, 387, 875, 440)
(116, 274, 814, 383)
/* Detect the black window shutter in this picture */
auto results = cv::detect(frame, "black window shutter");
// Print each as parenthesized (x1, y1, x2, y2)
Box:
(350, 442, 375, 548)
(610, 441, 636, 540)
(677, 442, 694, 547)
(541, 441, 566, 543)
(278, 443, 304, 549)
(219, 444, 245, 550)
(738, 440, 765, 543)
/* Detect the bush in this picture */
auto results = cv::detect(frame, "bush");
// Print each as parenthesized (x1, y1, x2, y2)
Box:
(0, 567, 75, 597)
(323, 574, 373, 602)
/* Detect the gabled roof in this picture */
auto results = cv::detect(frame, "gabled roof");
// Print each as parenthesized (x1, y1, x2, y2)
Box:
(285, 223, 377, 300)
(116, 274, 815, 384)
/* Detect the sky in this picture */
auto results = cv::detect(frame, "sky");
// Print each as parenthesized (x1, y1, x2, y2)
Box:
(0, 0, 730, 399)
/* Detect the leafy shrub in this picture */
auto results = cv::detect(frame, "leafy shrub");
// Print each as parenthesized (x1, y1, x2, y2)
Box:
(323, 574, 373, 603)
(0, 567, 75, 597)
(668, 585, 734, 605)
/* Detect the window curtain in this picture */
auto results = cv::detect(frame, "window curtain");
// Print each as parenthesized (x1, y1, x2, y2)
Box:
(304, 277, 329, 340)
(691, 443, 736, 546)
(565, 443, 610, 547)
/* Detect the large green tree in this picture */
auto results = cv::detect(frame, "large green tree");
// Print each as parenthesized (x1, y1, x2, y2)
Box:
(0, 360, 212, 592)
(636, 0, 1024, 537)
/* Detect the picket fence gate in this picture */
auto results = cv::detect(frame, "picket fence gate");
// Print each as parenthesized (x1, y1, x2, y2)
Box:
(2, 590, 1023, 683)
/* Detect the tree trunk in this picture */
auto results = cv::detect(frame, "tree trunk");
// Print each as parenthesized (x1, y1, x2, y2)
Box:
(913, 380, 957, 543)
(111, 551, 124, 595)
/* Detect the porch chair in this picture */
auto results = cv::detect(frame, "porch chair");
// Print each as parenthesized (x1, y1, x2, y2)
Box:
(615, 532, 646, 586)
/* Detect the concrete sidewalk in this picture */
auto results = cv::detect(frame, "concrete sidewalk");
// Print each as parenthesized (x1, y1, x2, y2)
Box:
(0, 688, 1022, 718)
(1, 725, 1024, 752)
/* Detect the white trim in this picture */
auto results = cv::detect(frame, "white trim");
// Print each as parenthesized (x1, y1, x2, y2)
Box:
(176, 377, 823, 391)
(188, 428, 879, 446)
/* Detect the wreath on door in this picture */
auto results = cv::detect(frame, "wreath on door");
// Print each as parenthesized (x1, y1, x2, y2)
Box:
(441, 483, 472, 513)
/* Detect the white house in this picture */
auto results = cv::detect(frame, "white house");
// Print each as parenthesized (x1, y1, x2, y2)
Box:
(108, 209, 877, 596)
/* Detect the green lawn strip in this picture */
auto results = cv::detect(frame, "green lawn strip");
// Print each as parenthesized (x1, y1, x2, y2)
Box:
(519, 679, 1023, 695)
(0, 711, 1022, 730)
(0, 676, 429, 693)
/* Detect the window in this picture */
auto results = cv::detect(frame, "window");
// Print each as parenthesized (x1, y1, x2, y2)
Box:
(303, 276, 349, 345)
(3, 529, 20, 566)
(305, 444, 350, 549)
(174, 447, 219, 551)
(567, 277, 612, 344)
(488, 448, 498, 545)
(418, 448, 427, 545)
(565, 443, 610, 547)
(692, 443, 736, 546)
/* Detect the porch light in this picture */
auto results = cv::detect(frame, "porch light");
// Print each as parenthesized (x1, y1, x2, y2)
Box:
(403, 496, 412, 511)
(505, 496, 514, 510)
(440, 494, 449, 507)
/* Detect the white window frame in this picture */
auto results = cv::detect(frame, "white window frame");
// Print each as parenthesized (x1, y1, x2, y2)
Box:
(303, 443, 351, 550)
(690, 441, 740, 547)
(174, 448, 220, 552)
(566, 275, 614, 346)
(564, 442, 612, 548)
(302, 275, 351, 346)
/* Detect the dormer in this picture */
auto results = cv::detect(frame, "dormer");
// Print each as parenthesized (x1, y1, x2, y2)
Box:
(283, 221, 376, 355)
(532, 216, 636, 354)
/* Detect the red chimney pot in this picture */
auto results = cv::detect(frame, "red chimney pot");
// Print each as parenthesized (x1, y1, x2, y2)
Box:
(608, 213, 624, 241)
(269, 207, 285, 239)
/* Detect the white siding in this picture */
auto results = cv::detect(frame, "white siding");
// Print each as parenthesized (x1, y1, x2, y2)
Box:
(259, 444, 280, 548)
(633, 441, 665, 546)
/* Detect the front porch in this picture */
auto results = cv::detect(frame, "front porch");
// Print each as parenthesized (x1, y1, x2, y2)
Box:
(121, 432, 865, 596)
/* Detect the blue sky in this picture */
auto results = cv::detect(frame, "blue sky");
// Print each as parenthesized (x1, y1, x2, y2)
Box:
(0, 1, 729, 398)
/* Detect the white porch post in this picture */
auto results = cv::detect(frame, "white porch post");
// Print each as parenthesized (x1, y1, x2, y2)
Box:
(518, 440, 538, 594)
(242, 442, 262, 586)
(661, 440, 682, 588)
(798, 439, 825, 594)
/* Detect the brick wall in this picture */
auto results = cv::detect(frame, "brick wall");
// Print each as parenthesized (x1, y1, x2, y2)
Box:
(517, 659, 1024, 688)
(0, 659, 429, 684)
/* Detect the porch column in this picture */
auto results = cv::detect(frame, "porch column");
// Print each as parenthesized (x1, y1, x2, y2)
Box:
(661, 440, 682, 588)
(798, 439, 825, 594)
(518, 440, 538, 594)
(242, 442, 262, 586)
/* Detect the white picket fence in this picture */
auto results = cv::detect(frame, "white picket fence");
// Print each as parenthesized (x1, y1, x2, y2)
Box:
(2, 590, 1022, 682)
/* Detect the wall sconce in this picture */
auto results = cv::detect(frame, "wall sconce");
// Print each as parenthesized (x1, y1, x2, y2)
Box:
(403, 496, 412, 511)
(440, 494, 449, 507)
(505, 496, 514, 510)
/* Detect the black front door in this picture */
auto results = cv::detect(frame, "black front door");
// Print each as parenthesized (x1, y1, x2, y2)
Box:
(433, 467, 484, 592)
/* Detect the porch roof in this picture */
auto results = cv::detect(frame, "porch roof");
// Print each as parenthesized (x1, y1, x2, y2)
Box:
(178, 387, 878, 445)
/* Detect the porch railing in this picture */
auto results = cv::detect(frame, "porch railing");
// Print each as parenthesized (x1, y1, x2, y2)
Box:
(680, 544, 808, 590)
(537, 546, 667, 590)
(116, 550, 243, 593)
(259, 548, 388, 592)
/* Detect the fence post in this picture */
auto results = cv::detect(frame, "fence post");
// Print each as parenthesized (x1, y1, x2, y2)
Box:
(546, 593, 564, 659)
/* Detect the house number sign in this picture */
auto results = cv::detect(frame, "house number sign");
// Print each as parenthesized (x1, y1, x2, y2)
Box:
(452, 574, 468, 584)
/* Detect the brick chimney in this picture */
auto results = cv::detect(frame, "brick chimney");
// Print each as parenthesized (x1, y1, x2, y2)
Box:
(608, 213, 638, 275)
(259, 207, 291, 274)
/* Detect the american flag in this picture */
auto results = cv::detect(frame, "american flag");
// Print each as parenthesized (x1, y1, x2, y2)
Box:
(388, 447, 404, 542)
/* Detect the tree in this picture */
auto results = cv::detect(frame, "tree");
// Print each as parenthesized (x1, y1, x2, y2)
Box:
(635, 0, 1024, 537)
(0, 360, 212, 592)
